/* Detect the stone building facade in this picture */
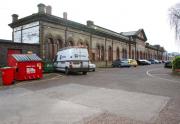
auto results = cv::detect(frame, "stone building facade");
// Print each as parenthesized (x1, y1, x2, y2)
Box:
(8, 3, 165, 67)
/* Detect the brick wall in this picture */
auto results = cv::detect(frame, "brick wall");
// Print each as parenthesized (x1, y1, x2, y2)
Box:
(0, 39, 40, 66)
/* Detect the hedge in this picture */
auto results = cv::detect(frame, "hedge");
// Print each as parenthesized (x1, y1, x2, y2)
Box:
(172, 56, 180, 71)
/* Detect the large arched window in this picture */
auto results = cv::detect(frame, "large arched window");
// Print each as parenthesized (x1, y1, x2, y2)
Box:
(68, 41, 74, 46)
(140, 51, 142, 59)
(52, 39, 63, 58)
(77, 39, 84, 46)
(96, 45, 101, 61)
(125, 49, 127, 59)
(122, 48, 127, 59)
(148, 53, 150, 59)
(108, 46, 112, 61)
(136, 51, 139, 59)
(116, 47, 120, 59)
(57, 39, 63, 50)
(45, 38, 54, 60)
(66, 37, 75, 47)
(85, 43, 89, 51)
(132, 50, 134, 59)
(101, 46, 105, 61)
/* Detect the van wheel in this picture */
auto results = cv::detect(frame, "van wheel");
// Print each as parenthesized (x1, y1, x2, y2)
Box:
(65, 68, 69, 75)
(82, 72, 87, 75)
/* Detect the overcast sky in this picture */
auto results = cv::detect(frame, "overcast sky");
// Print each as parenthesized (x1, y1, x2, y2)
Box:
(0, 0, 180, 53)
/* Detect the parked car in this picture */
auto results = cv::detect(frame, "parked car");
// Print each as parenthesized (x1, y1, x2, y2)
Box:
(154, 59, 160, 64)
(127, 59, 138, 67)
(112, 59, 131, 68)
(89, 62, 96, 71)
(148, 59, 159, 64)
(164, 61, 172, 68)
(137, 59, 151, 65)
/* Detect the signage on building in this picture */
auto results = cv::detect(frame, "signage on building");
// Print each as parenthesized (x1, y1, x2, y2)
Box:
(13, 21, 39, 44)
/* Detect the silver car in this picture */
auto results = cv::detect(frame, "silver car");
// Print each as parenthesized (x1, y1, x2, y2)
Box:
(89, 62, 96, 71)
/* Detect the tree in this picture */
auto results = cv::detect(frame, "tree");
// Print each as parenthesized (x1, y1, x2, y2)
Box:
(169, 3, 180, 40)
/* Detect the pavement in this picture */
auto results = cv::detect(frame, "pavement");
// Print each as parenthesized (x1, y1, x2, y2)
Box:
(0, 64, 180, 124)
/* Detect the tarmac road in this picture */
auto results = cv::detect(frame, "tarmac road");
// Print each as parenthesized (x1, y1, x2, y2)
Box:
(0, 64, 180, 124)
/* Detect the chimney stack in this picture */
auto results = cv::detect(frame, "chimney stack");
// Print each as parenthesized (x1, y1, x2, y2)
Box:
(63, 12, 67, 19)
(46, 5, 52, 15)
(87, 20, 94, 27)
(37, 3, 46, 14)
(12, 14, 18, 22)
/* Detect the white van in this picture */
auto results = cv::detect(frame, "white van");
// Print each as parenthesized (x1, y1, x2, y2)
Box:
(54, 46, 89, 75)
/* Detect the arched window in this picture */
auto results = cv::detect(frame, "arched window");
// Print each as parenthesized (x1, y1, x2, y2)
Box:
(122, 48, 124, 59)
(122, 48, 127, 59)
(125, 49, 127, 59)
(68, 41, 74, 46)
(136, 51, 139, 59)
(77, 39, 84, 46)
(140, 51, 142, 59)
(148, 53, 150, 59)
(57, 39, 63, 50)
(101, 46, 105, 61)
(145, 52, 147, 59)
(132, 50, 134, 59)
(45, 38, 54, 61)
(52, 39, 63, 58)
(116, 47, 120, 59)
(96, 45, 101, 61)
(53, 41, 58, 58)
(86, 43, 89, 52)
(108, 46, 112, 61)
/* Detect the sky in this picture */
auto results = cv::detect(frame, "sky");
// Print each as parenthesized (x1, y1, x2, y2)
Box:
(0, 0, 180, 53)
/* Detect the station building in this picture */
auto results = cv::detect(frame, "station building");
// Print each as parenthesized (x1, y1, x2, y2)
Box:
(1, 3, 166, 67)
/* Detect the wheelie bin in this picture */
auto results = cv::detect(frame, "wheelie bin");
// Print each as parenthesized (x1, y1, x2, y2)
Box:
(43, 59, 54, 73)
(0, 67, 15, 86)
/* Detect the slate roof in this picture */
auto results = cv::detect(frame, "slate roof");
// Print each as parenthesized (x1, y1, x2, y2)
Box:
(121, 29, 147, 41)
(121, 31, 137, 36)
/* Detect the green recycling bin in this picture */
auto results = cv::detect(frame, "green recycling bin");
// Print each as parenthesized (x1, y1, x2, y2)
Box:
(43, 60, 54, 73)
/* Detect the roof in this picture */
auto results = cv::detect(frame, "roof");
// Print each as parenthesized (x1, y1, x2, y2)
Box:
(121, 29, 147, 41)
(92, 25, 129, 40)
(145, 44, 165, 52)
(121, 31, 137, 36)
(9, 13, 129, 41)
(12, 54, 42, 62)
(0, 39, 12, 42)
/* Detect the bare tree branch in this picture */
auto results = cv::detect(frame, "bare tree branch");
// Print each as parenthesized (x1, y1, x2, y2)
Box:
(169, 3, 180, 40)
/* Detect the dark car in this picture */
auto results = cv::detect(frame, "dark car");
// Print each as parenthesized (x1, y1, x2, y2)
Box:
(112, 59, 131, 68)
(164, 61, 172, 68)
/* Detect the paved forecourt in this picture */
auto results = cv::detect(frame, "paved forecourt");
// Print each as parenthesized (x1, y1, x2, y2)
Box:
(0, 83, 169, 124)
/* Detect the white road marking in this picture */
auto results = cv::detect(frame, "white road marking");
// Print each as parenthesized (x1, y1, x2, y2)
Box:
(146, 68, 180, 83)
